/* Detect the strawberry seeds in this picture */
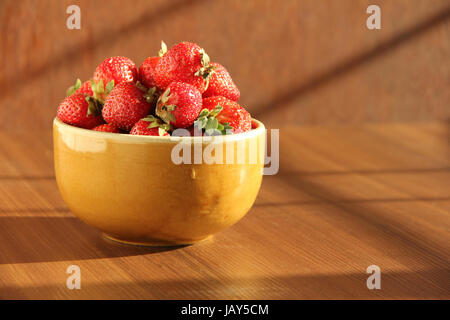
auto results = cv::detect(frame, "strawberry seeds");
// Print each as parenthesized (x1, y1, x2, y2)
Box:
(57, 41, 252, 136)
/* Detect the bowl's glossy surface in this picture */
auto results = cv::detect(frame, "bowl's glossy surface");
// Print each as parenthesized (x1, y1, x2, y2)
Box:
(53, 118, 265, 246)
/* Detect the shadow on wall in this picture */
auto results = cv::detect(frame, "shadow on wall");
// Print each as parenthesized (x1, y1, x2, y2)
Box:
(1, 1, 449, 119)
(0, 0, 208, 101)
(254, 6, 450, 118)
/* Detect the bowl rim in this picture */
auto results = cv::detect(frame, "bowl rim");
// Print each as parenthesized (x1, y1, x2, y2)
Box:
(53, 117, 265, 144)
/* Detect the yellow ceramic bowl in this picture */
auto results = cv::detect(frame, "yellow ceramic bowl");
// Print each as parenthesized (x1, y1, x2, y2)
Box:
(53, 118, 265, 246)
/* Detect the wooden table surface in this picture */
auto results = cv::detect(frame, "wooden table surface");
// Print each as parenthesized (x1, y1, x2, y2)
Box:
(0, 122, 449, 299)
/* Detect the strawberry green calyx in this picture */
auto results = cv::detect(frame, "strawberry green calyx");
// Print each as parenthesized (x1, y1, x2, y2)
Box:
(143, 86, 158, 105)
(195, 50, 215, 79)
(194, 49, 216, 91)
(141, 115, 173, 135)
(156, 88, 176, 124)
(200, 49, 210, 66)
(85, 96, 103, 117)
(66, 79, 106, 116)
(158, 105, 176, 124)
(105, 80, 115, 94)
(136, 81, 148, 92)
(91, 79, 114, 103)
(66, 79, 82, 96)
(194, 105, 233, 135)
(159, 41, 168, 57)
(136, 81, 159, 105)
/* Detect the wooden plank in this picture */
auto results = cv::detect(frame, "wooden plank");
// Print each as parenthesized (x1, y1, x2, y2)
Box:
(0, 122, 449, 299)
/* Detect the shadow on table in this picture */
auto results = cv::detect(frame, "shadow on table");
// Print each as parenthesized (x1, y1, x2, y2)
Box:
(1, 268, 449, 299)
(447, 119, 450, 158)
(254, 196, 450, 207)
(0, 175, 55, 180)
(0, 216, 184, 264)
(274, 171, 450, 270)
(277, 167, 450, 176)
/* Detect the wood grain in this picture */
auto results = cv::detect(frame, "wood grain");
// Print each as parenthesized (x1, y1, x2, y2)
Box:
(0, 122, 449, 299)
(0, 0, 449, 130)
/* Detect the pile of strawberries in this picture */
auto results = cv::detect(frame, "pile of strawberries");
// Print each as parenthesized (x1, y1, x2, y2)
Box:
(57, 41, 252, 136)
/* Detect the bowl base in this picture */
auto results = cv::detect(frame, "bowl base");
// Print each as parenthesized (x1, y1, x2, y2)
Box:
(103, 233, 212, 247)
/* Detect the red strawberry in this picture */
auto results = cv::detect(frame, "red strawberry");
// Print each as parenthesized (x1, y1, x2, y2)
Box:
(67, 79, 94, 97)
(130, 116, 171, 136)
(202, 96, 251, 133)
(190, 106, 232, 135)
(102, 82, 153, 131)
(76, 80, 94, 96)
(57, 93, 103, 129)
(92, 123, 121, 133)
(66, 78, 114, 104)
(202, 63, 240, 101)
(83, 115, 105, 129)
(156, 82, 202, 129)
(139, 41, 168, 90)
(93, 56, 138, 86)
(154, 42, 214, 93)
(139, 56, 160, 89)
